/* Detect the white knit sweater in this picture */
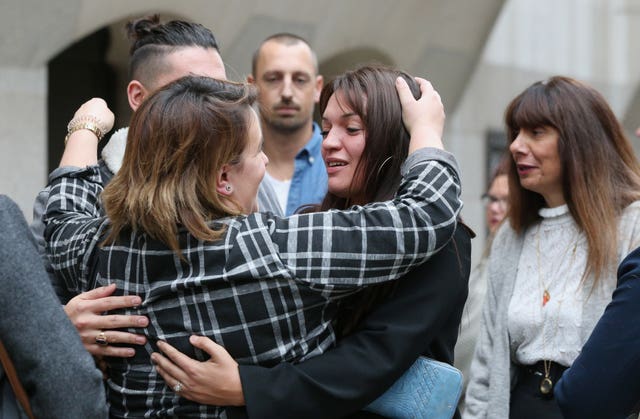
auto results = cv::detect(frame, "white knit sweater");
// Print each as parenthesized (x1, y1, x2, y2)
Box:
(508, 204, 613, 367)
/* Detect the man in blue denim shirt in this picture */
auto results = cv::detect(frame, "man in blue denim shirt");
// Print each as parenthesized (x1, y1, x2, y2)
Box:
(249, 33, 328, 215)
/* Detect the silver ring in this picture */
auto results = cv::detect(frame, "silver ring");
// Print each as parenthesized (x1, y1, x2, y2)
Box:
(173, 382, 183, 393)
(95, 331, 108, 346)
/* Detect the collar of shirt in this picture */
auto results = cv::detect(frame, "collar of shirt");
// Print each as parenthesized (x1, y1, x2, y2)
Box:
(286, 123, 328, 215)
(295, 122, 322, 165)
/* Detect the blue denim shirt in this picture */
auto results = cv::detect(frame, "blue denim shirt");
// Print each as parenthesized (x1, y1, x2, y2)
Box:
(285, 123, 328, 215)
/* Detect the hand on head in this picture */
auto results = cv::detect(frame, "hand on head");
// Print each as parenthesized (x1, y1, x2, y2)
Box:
(395, 77, 445, 152)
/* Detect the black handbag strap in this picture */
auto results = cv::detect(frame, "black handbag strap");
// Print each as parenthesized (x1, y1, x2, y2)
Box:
(0, 340, 34, 419)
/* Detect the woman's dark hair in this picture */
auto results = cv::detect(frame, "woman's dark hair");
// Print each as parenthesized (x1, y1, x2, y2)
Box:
(315, 65, 421, 336)
(316, 64, 421, 210)
(505, 75, 640, 283)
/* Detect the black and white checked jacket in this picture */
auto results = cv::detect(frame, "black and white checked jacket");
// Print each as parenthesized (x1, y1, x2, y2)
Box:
(44, 148, 462, 418)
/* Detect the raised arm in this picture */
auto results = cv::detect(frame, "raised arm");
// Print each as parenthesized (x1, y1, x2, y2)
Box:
(266, 148, 460, 286)
(44, 99, 149, 357)
(44, 98, 113, 285)
(31, 98, 114, 302)
(59, 98, 114, 167)
(262, 77, 460, 287)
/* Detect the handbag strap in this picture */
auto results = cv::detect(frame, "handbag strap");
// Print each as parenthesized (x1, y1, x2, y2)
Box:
(0, 340, 34, 419)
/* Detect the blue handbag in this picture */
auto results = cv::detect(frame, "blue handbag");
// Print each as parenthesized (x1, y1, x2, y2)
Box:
(364, 356, 463, 419)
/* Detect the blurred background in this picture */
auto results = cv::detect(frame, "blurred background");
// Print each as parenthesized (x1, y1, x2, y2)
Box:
(1, 0, 639, 265)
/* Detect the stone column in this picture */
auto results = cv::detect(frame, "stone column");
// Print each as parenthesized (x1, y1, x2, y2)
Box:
(0, 66, 47, 220)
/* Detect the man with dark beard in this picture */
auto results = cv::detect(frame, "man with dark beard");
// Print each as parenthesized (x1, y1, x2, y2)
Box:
(249, 34, 327, 215)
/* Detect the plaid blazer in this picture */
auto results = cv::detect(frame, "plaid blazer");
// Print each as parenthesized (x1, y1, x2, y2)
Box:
(44, 148, 462, 418)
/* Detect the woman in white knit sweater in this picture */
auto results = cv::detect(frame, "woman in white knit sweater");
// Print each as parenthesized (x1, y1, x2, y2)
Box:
(464, 76, 640, 419)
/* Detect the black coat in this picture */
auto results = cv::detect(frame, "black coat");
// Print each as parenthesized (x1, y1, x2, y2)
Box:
(229, 223, 472, 419)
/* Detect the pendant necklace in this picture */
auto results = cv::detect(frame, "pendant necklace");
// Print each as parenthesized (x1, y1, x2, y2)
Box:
(535, 223, 578, 395)
(535, 224, 577, 308)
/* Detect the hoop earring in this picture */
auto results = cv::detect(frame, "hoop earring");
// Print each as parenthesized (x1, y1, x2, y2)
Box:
(376, 156, 393, 177)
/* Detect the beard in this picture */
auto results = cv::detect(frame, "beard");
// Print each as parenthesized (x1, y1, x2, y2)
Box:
(260, 107, 311, 134)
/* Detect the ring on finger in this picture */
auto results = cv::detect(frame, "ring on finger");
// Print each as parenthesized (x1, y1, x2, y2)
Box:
(95, 331, 108, 346)
(173, 381, 183, 393)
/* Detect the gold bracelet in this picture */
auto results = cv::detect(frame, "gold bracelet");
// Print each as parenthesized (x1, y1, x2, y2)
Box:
(64, 121, 104, 145)
(65, 114, 108, 145)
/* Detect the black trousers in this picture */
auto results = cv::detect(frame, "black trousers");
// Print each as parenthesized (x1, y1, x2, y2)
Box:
(509, 361, 567, 419)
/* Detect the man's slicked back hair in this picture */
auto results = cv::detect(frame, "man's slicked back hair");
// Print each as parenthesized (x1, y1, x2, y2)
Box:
(126, 14, 220, 84)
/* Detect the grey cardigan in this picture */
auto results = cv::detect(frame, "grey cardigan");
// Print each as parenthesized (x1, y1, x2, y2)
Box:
(463, 202, 640, 419)
(463, 222, 522, 419)
(0, 195, 107, 418)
